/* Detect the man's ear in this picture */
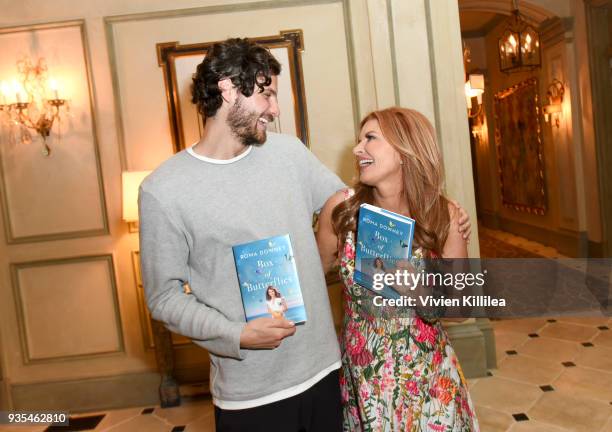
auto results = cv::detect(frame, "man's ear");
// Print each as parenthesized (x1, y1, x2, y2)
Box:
(218, 78, 235, 103)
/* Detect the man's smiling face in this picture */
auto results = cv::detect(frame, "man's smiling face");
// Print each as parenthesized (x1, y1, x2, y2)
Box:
(227, 75, 279, 146)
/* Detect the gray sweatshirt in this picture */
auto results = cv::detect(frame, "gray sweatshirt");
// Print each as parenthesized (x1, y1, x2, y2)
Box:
(138, 133, 345, 405)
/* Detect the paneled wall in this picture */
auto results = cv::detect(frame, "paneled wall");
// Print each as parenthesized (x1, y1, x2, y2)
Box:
(0, 0, 483, 411)
(107, 2, 357, 177)
(0, 23, 109, 244)
(12, 256, 123, 363)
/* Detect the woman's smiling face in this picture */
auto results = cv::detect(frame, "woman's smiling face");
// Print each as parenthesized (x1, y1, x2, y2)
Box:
(353, 118, 403, 187)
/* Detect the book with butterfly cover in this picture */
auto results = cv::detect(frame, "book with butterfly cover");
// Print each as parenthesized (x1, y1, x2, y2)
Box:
(355, 203, 416, 299)
(232, 234, 307, 324)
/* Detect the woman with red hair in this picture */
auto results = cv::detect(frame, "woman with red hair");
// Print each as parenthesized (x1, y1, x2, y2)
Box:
(317, 107, 479, 431)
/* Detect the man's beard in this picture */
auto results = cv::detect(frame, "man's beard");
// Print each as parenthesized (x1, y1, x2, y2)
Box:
(227, 97, 269, 146)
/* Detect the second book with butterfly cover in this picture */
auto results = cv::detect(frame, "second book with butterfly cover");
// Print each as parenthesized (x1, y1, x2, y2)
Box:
(355, 203, 416, 299)
(232, 234, 307, 324)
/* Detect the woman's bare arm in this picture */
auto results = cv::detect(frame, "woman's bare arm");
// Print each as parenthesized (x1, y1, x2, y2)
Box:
(316, 190, 346, 274)
(442, 203, 468, 259)
(442, 203, 469, 322)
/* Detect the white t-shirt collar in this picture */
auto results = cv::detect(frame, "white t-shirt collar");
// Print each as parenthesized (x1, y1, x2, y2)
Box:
(186, 143, 252, 164)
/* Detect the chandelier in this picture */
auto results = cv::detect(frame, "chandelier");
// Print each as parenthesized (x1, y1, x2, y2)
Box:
(498, 0, 541, 73)
(0, 58, 69, 156)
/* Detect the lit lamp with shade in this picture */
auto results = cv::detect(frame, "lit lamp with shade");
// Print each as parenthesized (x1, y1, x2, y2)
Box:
(462, 42, 487, 138)
(465, 73, 485, 118)
(122, 170, 152, 232)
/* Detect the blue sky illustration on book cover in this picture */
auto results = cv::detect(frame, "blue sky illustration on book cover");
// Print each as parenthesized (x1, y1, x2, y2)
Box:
(232, 234, 307, 323)
(355, 203, 415, 299)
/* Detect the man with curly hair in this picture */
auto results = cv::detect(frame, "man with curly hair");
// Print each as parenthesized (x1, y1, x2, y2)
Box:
(138, 38, 344, 431)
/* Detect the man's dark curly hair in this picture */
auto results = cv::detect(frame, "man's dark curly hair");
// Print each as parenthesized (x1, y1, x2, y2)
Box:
(191, 38, 281, 118)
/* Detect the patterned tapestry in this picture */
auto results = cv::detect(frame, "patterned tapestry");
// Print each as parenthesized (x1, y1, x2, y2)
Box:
(493, 78, 547, 215)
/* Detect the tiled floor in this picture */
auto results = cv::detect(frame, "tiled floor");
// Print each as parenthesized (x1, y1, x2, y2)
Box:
(470, 316, 612, 432)
(472, 229, 612, 431)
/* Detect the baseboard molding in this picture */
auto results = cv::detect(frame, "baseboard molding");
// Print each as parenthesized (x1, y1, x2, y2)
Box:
(497, 217, 577, 256)
(0, 379, 10, 410)
(445, 322, 487, 379)
(10, 371, 161, 413)
(479, 210, 500, 230)
(588, 240, 605, 258)
(479, 213, 605, 257)
(173, 364, 209, 385)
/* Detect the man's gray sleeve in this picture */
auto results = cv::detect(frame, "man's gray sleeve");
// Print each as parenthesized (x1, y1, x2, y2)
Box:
(294, 139, 347, 212)
(138, 188, 246, 359)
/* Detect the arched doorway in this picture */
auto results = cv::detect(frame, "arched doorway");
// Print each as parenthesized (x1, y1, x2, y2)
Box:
(457, 0, 606, 259)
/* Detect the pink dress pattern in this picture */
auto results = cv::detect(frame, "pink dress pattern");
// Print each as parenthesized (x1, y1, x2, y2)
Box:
(338, 194, 479, 431)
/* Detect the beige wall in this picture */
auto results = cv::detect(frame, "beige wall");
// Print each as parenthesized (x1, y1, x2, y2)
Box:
(463, 36, 496, 217)
(608, 5, 612, 42)
(109, 3, 356, 177)
(0, 0, 481, 410)
(571, 0, 603, 245)
(583, 0, 612, 255)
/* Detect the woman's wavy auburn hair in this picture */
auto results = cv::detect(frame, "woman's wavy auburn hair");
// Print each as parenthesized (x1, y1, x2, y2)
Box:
(331, 107, 451, 256)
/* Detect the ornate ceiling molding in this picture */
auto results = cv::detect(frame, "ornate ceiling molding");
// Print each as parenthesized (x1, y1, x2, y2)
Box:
(458, 0, 557, 25)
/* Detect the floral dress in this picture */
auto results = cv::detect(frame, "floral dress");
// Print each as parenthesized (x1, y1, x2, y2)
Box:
(338, 205, 479, 431)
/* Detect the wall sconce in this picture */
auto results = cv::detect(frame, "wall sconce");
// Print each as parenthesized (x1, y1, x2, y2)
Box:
(470, 113, 488, 144)
(0, 58, 69, 156)
(543, 78, 565, 128)
(122, 170, 152, 233)
(465, 73, 485, 118)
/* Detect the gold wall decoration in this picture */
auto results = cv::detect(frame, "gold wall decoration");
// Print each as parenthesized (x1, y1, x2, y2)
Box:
(0, 57, 70, 156)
